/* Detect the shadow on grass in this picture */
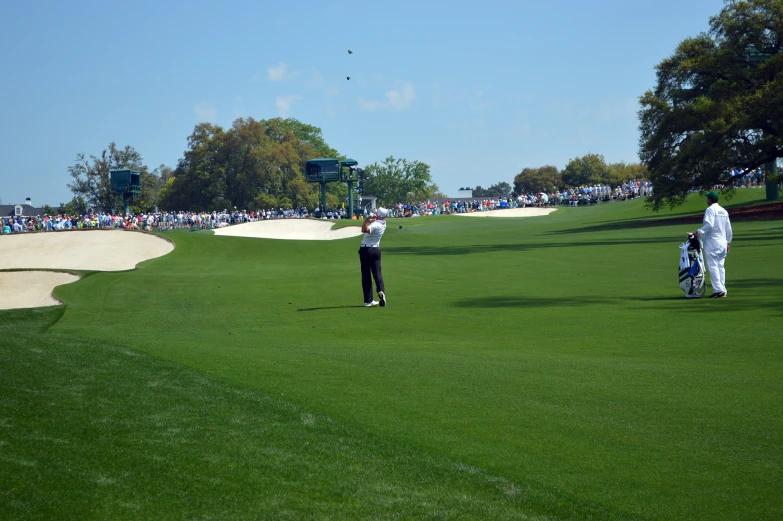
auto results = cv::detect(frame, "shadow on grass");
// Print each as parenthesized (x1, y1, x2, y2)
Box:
(547, 218, 699, 236)
(550, 218, 783, 236)
(454, 296, 623, 308)
(728, 278, 783, 289)
(298, 305, 367, 312)
(549, 204, 783, 236)
(385, 237, 678, 256)
(454, 290, 782, 313)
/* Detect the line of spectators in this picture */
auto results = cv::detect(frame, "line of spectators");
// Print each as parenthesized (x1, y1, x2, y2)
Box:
(385, 180, 654, 216)
(1, 181, 660, 234)
(0, 206, 358, 234)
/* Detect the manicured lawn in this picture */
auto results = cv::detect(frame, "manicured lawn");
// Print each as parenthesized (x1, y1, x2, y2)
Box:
(2, 189, 781, 520)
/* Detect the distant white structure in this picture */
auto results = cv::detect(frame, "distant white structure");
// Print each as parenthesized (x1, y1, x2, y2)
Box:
(457, 187, 473, 198)
(358, 195, 377, 215)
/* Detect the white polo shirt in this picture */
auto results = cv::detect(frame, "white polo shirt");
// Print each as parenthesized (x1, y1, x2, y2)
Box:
(361, 220, 386, 247)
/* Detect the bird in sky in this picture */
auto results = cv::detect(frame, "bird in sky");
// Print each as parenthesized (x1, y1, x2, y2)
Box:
(346, 77, 350, 80)
(348, 49, 353, 54)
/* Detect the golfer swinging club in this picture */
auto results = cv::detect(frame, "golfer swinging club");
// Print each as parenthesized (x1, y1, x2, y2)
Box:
(689, 191, 732, 298)
(359, 208, 388, 307)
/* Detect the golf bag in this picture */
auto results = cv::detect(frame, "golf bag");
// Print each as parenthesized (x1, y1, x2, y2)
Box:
(679, 233, 706, 298)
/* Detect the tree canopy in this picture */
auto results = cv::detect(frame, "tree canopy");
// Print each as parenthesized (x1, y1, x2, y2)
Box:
(68, 118, 442, 213)
(513, 166, 562, 194)
(639, 0, 783, 209)
(473, 182, 514, 198)
(67, 142, 164, 213)
(362, 156, 438, 206)
(561, 153, 610, 188)
(512, 157, 646, 195)
(159, 118, 338, 211)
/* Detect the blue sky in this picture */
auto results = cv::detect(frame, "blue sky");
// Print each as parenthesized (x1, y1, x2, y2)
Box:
(0, 0, 723, 205)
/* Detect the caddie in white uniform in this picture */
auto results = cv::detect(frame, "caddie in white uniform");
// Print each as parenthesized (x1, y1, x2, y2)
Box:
(690, 191, 732, 298)
(358, 207, 388, 307)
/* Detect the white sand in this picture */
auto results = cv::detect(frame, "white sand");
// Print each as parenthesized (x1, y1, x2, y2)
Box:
(0, 230, 174, 271)
(0, 271, 80, 309)
(212, 219, 364, 240)
(458, 208, 557, 217)
(0, 230, 174, 310)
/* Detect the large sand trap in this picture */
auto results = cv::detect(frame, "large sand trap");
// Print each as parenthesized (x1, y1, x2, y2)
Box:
(458, 208, 557, 217)
(0, 271, 80, 309)
(212, 219, 363, 240)
(0, 230, 173, 271)
(0, 230, 174, 310)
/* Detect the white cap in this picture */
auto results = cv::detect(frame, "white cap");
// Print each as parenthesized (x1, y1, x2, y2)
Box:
(376, 207, 388, 218)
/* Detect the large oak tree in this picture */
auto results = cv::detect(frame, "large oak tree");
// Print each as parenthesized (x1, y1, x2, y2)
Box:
(160, 118, 336, 211)
(639, 0, 783, 209)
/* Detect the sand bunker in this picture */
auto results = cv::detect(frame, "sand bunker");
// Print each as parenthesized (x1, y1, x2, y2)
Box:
(212, 219, 363, 240)
(0, 230, 174, 310)
(0, 271, 80, 309)
(458, 208, 557, 217)
(0, 230, 173, 271)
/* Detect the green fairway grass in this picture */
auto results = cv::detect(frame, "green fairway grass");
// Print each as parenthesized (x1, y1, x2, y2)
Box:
(2, 189, 781, 520)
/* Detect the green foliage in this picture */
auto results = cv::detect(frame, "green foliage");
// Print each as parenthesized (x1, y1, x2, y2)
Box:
(269, 117, 341, 159)
(58, 196, 87, 216)
(131, 164, 174, 212)
(161, 118, 340, 211)
(40, 204, 55, 216)
(67, 142, 147, 213)
(639, 0, 783, 209)
(513, 166, 562, 194)
(473, 182, 513, 198)
(606, 162, 648, 186)
(513, 162, 645, 194)
(561, 153, 610, 187)
(363, 156, 436, 205)
(429, 184, 449, 199)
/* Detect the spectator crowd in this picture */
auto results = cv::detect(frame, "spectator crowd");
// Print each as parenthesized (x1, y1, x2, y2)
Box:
(10, 175, 776, 235)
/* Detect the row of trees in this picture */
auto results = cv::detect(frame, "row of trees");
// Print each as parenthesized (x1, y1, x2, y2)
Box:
(65, 136, 641, 213)
(159, 118, 339, 211)
(362, 157, 444, 205)
(512, 154, 647, 195)
(66, 143, 172, 214)
(473, 182, 513, 199)
(445, 155, 647, 201)
(66, 118, 443, 213)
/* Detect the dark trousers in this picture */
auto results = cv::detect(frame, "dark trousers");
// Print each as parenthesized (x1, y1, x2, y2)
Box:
(358, 247, 385, 303)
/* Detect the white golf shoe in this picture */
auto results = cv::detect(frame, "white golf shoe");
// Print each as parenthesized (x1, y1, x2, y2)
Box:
(378, 291, 386, 307)
(364, 301, 379, 307)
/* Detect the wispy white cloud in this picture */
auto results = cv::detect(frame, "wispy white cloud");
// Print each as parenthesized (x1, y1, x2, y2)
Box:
(357, 98, 381, 112)
(275, 95, 303, 116)
(307, 69, 324, 89)
(357, 81, 416, 112)
(194, 102, 218, 122)
(268, 62, 290, 82)
(385, 82, 415, 111)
